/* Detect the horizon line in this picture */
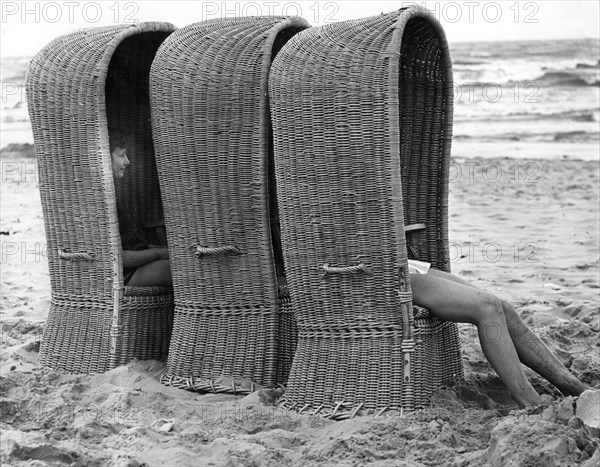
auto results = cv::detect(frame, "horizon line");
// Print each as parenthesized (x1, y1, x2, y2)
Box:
(2, 36, 599, 59)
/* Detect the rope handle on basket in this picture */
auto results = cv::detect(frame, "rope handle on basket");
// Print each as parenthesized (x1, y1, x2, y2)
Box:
(321, 262, 372, 278)
(187, 244, 242, 258)
(58, 248, 96, 261)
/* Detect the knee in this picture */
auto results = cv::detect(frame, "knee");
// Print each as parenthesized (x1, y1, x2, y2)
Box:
(477, 293, 505, 322)
(500, 299, 517, 318)
(500, 300, 525, 329)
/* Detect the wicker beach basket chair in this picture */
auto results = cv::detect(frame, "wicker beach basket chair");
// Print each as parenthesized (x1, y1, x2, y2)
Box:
(27, 23, 176, 374)
(150, 16, 310, 393)
(269, 6, 464, 417)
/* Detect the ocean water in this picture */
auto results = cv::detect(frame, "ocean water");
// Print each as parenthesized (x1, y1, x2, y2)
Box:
(451, 39, 599, 154)
(1, 38, 599, 159)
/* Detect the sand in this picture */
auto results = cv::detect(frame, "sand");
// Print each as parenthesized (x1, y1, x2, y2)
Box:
(1, 145, 599, 466)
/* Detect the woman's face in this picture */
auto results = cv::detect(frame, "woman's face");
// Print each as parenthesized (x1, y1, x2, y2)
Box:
(111, 147, 130, 179)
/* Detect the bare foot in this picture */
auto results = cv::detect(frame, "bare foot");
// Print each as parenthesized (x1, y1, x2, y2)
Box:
(552, 371, 589, 397)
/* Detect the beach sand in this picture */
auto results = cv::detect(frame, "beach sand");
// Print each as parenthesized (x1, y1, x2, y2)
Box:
(1, 145, 599, 466)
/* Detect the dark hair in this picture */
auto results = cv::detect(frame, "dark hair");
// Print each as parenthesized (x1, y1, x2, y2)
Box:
(109, 129, 129, 153)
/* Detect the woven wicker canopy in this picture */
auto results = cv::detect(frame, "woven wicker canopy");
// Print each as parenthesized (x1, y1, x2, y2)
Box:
(269, 6, 463, 417)
(150, 16, 310, 393)
(27, 23, 176, 373)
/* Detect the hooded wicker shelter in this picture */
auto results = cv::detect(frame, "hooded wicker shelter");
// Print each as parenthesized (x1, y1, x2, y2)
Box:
(150, 16, 310, 393)
(27, 23, 176, 373)
(269, 6, 464, 417)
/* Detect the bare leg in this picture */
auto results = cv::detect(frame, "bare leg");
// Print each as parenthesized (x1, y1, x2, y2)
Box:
(501, 301, 588, 396)
(426, 269, 588, 396)
(127, 259, 172, 287)
(410, 272, 542, 407)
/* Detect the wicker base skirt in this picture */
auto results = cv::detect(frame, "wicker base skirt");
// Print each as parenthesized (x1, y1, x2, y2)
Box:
(160, 295, 296, 394)
(411, 314, 463, 408)
(278, 310, 463, 420)
(40, 289, 174, 374)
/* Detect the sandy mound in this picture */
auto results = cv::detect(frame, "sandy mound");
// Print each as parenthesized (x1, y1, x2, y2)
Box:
(1, 354, 598, 466)
(1, 154, 598, 465)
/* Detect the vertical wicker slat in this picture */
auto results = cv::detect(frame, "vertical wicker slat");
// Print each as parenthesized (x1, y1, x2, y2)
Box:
(150, 16, 309, 393)
(27, 23, 176, 374)
(269, 6, 463, 417)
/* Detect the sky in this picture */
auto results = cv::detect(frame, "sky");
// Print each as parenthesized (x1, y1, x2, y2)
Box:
(1, 1, 599, 57)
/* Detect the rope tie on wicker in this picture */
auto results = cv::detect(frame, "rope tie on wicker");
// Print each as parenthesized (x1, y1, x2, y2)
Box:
(321, 262, 372, 278)
(398, 291, 412, 303)
(400, 339, 415, 353)
(187, 244, 243, 257)
(58, 248, 96, 261)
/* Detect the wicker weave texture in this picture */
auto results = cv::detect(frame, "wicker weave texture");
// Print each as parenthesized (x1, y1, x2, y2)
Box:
(269, 7, 463, 414)
(27, 23, 176, 373)
(150, 17, 310, 392)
